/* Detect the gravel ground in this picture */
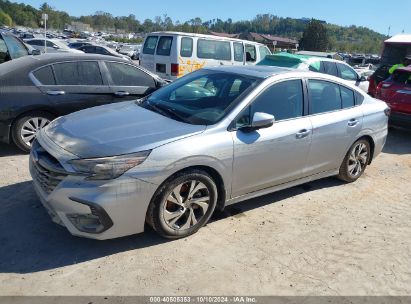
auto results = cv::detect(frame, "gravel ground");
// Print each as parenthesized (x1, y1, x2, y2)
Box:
(0, 128, 410, 296)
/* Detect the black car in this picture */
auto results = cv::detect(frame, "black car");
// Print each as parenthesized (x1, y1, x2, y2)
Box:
(1, 31, 40, 64)
(0, 53, 167, 152)
(77, 44, 130, 61)
(68, 41, 94, 49)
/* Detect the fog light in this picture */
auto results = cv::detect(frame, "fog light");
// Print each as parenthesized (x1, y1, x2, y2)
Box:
(67, 214, 105, 233)
(68, 197, 114, 234)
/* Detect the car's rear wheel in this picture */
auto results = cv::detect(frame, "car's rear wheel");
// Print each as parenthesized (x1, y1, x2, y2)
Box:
(12, 111, 54, 152)
(338, 139, 371, 182)
(147, 169, 218, 239)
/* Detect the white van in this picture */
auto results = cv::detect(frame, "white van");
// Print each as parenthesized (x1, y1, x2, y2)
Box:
(139, 31, 271, 80)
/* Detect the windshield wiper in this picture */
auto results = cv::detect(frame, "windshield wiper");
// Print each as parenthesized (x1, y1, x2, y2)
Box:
(141, 100, 189, 124)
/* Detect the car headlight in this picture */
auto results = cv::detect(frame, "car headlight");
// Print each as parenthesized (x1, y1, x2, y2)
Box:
(68, 150, 151, 180)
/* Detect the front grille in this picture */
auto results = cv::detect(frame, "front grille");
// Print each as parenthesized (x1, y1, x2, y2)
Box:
(31, 140, 68, 194)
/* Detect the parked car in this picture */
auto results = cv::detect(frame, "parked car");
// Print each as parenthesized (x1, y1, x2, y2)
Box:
(368, 34, 411, 97)
(25, 38, 83, 54)
(139, 31, 271, 80)
(0, 53, 168, 152)
(1, 31, 40, 64)
(258, 52, 369, 92)
(19, 32, 42, 39)
(29, 66, 389, 240)
(77, 44, 131, 61)
(67, 41, 94, 49)
(118, 44, 141, 60)
(375, 66, 411, 127)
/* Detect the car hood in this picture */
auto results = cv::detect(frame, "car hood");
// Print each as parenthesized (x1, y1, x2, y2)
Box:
(45, 101, 206, 158)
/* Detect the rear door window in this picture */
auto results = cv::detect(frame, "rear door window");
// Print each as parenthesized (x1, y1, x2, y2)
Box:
(308, 80, 342, 114)
(156, 36, 173, 56)
(233, 42, 244, 62)
(53, 61, 103, 85)
(33, 66, 56, 85)
(180, 37, 193, 57)
(321, 61, 338, 77)
(27, 40, 42, 46)
(143, 36, 158, 55)
(106, 62, 155, 87)
(197, 39, 231, 61)
(339, 86, 355, 108)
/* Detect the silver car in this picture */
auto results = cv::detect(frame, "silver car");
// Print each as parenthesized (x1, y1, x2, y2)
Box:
(29, 66, 389, 240)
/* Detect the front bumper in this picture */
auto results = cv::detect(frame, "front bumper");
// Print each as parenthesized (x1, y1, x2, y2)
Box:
(29, 144, 159, 240)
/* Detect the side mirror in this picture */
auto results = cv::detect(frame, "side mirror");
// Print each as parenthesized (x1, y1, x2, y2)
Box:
(53, 45, 59, 49)
(360, 75, 367, 82)
(240, 112, 274, 132)
(251, 112, 275, 129)
(30, 49, 41, 55)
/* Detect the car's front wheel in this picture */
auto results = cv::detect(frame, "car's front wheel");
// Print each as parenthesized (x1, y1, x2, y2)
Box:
(12, 111, 54, 152)
(147, 169, 218, 239)
(338, 139, 371, 182)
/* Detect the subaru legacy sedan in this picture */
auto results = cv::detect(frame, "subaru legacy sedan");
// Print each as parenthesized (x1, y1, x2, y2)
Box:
(30, 66, 389, 240)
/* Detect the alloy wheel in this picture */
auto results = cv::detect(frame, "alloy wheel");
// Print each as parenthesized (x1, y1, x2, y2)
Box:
(20, 117, 50, 147)
(348, 142, 368, 178)
(163, 180, 210, 231)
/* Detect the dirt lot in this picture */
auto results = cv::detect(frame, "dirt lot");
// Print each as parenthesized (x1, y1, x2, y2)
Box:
(0, 128, 410, 296)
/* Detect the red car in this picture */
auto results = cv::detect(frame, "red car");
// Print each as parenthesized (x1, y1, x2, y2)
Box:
(376, 66, 411, 127)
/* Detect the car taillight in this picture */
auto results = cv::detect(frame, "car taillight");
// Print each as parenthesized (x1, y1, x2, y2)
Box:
(384, 107, 391, 117)
(171, 63, 179, 76)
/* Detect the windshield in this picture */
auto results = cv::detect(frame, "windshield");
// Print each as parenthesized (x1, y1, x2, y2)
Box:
(139, 70, 260, 125)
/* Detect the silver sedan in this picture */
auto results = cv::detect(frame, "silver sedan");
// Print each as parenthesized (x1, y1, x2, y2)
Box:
(29, 66, 389, 240)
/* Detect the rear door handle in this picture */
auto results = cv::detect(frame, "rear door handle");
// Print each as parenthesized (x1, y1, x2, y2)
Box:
(348, 119, 359, 127)
(47, 90, 65, 96)
(114, 91, 130, 97)
(296, 129, 310, 139)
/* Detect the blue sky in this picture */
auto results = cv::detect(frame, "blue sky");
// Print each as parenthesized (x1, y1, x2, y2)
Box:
(11, 0, 411, 35)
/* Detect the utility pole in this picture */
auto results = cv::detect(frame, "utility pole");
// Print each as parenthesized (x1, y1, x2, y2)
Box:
(42, 13, 48, 53)
(388, 25, 391, 37)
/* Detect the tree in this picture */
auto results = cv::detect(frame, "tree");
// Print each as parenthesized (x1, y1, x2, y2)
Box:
(0, 0, 386, 53)
(0, 10, 12, 26)
(300, 19, 329, 51)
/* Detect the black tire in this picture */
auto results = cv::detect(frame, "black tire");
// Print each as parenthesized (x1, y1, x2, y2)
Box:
(11, 111, 55, 153)
(337, 139, 371, 183)
(147, 169, 218, 239)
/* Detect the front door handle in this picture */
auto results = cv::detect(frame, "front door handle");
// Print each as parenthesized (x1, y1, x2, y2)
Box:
(296, 129, 310, 139)
(47, 90, 65, 96)
(348, 119, 359, 127)
(114, 91, 130, 97)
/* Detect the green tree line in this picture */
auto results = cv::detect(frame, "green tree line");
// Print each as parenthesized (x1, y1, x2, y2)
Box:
(0, 0, 387, 53)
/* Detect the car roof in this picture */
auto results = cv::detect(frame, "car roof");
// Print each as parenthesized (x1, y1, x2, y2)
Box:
(261, 52, 346, 64)
(0, 53, 130, 78)
(147, 31, 266, 46)
(203, 65, 294, 78)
